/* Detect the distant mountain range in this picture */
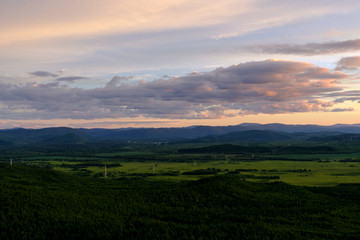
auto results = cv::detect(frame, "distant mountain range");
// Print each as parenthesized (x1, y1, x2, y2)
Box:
(1, 123, 360, 145)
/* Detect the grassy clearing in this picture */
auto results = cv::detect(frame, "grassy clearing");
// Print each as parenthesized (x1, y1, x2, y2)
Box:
(274, 153, 360, 161)
(21, 158, 360, 187)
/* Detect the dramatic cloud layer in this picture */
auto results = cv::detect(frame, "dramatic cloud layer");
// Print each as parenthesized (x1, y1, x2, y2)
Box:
(329, 90, 360, 104)
(0, 60, 352, 121)
(2, 0, 359, 76)
(247, 39, 360, 56)
(1, 1, 360, 127)
(335, 56, 360, 71)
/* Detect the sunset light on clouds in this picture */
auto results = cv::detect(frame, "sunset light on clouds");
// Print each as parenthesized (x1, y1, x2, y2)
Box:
(1, 0, 360, 128)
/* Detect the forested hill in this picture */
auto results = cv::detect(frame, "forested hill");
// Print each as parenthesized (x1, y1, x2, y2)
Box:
(1, 123, 360, 144)
(1, 163, 359, 239)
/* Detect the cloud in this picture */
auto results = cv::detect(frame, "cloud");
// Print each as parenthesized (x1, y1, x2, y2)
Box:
(246, 39, 360, 56)
(0, 60, 353, 121)
(0, 0, 253, 45)
(1, 0, 359, 81)
(1, 0, 355, 48)
(106, 76, 133, 88)
(335, 56, 360, 71)
(329, 90, 360, 104)
(56, 76, 88, 83)
(331, 107, 354, 112)
(29, 71, 58, 78)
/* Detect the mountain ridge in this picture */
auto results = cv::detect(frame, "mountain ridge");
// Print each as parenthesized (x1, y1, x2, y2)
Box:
(1, 123, 360, 144)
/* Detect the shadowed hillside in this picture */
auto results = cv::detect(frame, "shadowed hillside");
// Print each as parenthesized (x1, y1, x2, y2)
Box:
(1, 164, 359, 239)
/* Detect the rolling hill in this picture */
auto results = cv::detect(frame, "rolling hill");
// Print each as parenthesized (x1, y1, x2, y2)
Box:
(0, 123, 360, 145)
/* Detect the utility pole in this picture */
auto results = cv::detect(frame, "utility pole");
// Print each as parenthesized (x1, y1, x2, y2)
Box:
(104, 164, 107, 178)
(10, 158, 12, 166)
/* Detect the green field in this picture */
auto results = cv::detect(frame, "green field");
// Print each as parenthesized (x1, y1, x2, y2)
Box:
(2, 139, 358, 187)
(18, 155, 360, 186)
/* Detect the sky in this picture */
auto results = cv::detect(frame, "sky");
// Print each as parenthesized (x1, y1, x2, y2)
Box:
(1, 0, 360, 129)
